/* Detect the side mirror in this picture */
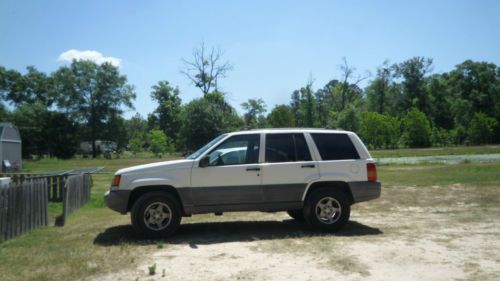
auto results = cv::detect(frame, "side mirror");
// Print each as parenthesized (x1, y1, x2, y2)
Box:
(199, 155, 210, 168)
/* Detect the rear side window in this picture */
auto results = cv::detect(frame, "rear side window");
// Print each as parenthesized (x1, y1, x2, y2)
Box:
(311, 133, 360, 160)
(266, 133, 312, 163)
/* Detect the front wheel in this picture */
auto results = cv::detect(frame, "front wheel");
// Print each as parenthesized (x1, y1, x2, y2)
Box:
(303, 188, 350, 232)
(131, 192, 182, 238)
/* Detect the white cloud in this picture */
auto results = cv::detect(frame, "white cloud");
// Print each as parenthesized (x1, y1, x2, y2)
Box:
(58, 49, 122, 67)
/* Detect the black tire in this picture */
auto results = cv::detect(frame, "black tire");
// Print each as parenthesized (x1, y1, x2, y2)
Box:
(303, 188, 350, 232)
(287, 209, 305, 221)
(131, 192, 182, 238)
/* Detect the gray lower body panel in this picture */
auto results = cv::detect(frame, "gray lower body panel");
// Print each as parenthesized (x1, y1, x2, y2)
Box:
(348, 181, 381, 203)
(190, 185, 263, 206)
(263, 183, 307, 202)
(104, 190, 131, 214)
(188, 202, 303, 214)
(182, 183, 307, 215)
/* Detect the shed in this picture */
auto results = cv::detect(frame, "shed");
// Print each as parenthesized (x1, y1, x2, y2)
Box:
(0, 122, 22, 172)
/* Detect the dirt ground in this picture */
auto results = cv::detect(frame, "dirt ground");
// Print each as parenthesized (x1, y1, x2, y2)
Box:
(89, 185, 500, 281)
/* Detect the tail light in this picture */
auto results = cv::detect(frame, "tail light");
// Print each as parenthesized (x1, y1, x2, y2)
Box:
(367, 163, 377, 182)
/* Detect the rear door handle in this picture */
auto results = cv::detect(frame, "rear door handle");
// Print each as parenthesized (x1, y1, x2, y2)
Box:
(301, 164, 316, 168)
(246, 167, 261, 171)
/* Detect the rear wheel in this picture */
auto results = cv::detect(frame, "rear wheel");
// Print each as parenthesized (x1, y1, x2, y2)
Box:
(287, 209, 305, 221)
(131, 192, 182, 238)
(303, 188, 350, 232)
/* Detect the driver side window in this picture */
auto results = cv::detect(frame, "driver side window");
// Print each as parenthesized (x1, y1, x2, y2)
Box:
(206, 134, 260, 166)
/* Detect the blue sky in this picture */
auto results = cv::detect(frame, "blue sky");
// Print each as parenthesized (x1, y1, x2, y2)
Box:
(1, 0, 499, 118)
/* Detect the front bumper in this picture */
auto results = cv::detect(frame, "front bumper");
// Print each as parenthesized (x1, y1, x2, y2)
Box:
(104, 189, 131, 214)
(348, 181, 381, 203)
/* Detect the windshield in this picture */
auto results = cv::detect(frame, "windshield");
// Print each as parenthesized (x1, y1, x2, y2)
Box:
(186, 134, 227, 159)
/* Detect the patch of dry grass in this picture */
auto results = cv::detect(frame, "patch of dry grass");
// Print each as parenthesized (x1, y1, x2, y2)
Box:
(0, 157, 177, 281)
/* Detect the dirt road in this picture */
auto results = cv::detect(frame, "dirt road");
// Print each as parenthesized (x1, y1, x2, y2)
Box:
(90, 185, 500, 281)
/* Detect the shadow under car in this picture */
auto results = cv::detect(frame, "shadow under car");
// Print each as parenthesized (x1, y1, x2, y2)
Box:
(94, 219, 383, 247)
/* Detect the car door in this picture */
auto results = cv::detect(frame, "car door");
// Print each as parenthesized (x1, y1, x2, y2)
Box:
(191, 134, 263, 206)
(261, 133, 320, 203)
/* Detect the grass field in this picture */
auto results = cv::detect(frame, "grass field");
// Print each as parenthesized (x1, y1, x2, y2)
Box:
(370, 144, 500, 158)
(0, 146, 499, 281)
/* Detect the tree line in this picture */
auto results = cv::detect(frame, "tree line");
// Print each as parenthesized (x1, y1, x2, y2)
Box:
(1, 46, 499, 159)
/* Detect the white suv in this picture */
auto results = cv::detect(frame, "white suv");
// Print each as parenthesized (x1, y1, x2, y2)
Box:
(105, 129, 381, 237)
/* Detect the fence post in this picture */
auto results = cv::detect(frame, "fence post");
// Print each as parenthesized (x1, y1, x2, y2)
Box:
(0, 188, 6, 241)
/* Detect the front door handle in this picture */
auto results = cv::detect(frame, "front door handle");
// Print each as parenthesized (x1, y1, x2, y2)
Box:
(301, 164, 316, 168)
(246, 167, 261, 171)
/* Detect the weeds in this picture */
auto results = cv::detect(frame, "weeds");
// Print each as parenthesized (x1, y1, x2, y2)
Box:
(148, 263, 156, 275)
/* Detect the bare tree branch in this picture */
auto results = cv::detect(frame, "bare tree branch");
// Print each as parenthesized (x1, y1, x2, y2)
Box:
(181, 42, 233, 95)
(338, 57, 371, 111)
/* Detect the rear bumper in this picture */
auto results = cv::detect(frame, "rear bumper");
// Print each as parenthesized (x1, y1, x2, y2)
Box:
(348, 181, 381, 203)
(104, 189, 131, 214)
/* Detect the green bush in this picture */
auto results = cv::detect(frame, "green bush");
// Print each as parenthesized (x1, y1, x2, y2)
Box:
(402, 108, 432, 148)
(267, 105, 295, 128)
(431, 127, 453, 147)
(450, 125, 468, 145)
(149, 129, 173, 157)
(336, 105, 361, 132)
(128, 133, 146, 154)
(467, 112, 498, 144)
(359, 112, 400, 149)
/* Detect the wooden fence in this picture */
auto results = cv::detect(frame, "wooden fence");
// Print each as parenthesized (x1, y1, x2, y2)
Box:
(0, 173, 67, 202)
(0, 172, 94, 240)
(56, 174, 92, 226)
(0, 179, 49, 241)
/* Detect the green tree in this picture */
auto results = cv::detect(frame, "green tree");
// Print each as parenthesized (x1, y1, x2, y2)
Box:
(0, 66, 56, 107)
(401, 108, 432, 148)
(128, 133, 146, 154)
(257, 115, 267, 128)
(427, 74, 454, 129)
(431, 127, 452, 147)
(45, 111, 78, 159)
(0, 103, 9, 121)
(10, 102, 49, 157)
(366, 61, 398, 115)
(314, 80, 338, 127)
(298, 83, 317, 127)
(337, 58, 369, 112)
(124, 113, 148, 144)
(467, 113, 498, 144)
(290, 89, 301, 123)
(359, 112, 400, 149)
(52, 60, 136, 157)
(149, 129, 172, 157)
(149, 81, 182, 140)
(447, 60, 500, 142)
(101, 113, 128, 152)
(394, 57, 433, 115)
(179, 92, 243, 151)
(8, 102, 78, 158)
(267, 105, 295, 128)
(335, 105, 361, 132)
(241, 98, 267, 128)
